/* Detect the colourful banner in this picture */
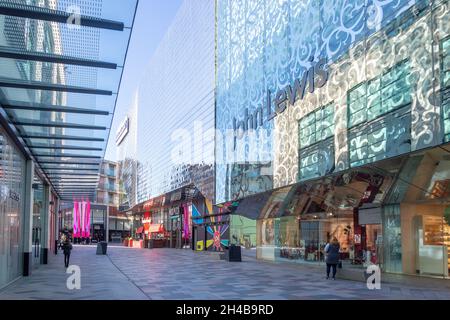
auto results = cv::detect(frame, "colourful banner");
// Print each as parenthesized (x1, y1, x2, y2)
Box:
(182, 203, 190, 240)
(73, 199, 91, 238)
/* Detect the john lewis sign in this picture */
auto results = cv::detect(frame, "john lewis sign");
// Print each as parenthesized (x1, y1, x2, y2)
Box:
(233, 58, 329, 139)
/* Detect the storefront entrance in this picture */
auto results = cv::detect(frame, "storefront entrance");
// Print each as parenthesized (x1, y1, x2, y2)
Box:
(401, 203, 450, 278)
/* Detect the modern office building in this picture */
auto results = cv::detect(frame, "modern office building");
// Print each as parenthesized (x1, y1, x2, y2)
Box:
(216, 0, 450, 280)
(0, 0, 137, 289)
(118, 0, 216, 249)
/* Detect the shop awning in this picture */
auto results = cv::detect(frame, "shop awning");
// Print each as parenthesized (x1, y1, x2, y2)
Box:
(136, 227, 144, 234)
(148, 224, 163, 233)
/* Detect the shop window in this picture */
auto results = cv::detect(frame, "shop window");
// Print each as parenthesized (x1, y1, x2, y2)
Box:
(382, 205, 402, 274)
(230, 215, 256, 250)
(298, 103, 335, 181)
(348, 59, 411, 129)
(441, 37, 450, 142)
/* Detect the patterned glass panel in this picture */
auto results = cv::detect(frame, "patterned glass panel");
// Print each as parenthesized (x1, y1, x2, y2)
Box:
(299, 140, 334, 181)
(216, 0, 445, 204)
(443, 37, 450, 142)
(349, 105, 411, 168)
(348, 60, 411, 129)
(299, 103, 334, 148)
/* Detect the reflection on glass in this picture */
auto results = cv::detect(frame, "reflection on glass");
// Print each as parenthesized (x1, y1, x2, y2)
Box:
(230, 215, 257, 249)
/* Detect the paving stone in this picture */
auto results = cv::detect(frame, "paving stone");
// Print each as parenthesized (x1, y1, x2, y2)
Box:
(1, 245, 450, 300)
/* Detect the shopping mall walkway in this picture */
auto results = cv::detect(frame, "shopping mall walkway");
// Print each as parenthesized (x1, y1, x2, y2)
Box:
(1, 245, 449, 300)
(0, 245, 147, 300)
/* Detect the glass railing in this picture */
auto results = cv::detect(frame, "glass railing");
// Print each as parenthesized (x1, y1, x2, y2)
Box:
(100, 169, 116, 177)
(98, 183, 117, 192)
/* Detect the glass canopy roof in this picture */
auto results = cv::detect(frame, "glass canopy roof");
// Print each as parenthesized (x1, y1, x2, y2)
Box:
(0, 0, 138, 201)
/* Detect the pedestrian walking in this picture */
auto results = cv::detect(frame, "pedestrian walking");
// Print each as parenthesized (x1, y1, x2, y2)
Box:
(62, 238, 73, 268)
(58, 233, 66, 251)
(324, 237, 340, 280)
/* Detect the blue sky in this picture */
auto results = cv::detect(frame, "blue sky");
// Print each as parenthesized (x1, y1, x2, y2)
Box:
(104, 0, 183, 161)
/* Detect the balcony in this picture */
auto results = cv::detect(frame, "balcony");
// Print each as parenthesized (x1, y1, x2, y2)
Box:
(100, 169, 116, 177)
(96, 194, 118, 206)
(98, 183, 117, 192)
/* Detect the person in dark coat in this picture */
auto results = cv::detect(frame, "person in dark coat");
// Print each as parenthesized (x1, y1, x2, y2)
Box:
(324, 237, 340, 280)
(62, 238, 73, 268)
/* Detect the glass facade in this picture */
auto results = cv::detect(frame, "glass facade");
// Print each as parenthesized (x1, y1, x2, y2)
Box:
(0, 127, 25, 288)
(218, 0, 450, 279)
(443, 36, 450, 142)
(216, 0, 448, 201)
(132, 0, 216, 205)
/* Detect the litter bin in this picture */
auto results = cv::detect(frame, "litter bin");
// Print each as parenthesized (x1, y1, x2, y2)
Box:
(226, 245, 242, 262)
(148, 239, 154, 249)
(96, 241, 108, 255)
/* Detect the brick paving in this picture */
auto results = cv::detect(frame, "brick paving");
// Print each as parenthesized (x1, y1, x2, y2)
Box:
(1, 245, 449, 300)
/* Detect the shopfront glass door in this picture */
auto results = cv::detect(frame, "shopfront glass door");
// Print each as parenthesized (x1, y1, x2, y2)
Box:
(32, 177, 44, 268)
(0, 130, 25, 289)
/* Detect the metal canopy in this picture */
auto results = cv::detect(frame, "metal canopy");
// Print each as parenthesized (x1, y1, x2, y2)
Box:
(2, 102, 110, 116)
(0, 78, 113, 95)
(0, 0, 138, 201)
(13, 120, 107, 130)
(0, 46, 118, 69)
(22, 134, 105, 142)
(0, 2, 125, 31)
(31, 145, 103, 151)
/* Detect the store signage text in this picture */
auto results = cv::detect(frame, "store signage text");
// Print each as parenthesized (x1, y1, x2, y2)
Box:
(116, 116, 129, 146)
(233, 58, 328, 140)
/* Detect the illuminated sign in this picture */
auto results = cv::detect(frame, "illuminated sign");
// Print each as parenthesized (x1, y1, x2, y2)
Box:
(116, 116, 129, 146)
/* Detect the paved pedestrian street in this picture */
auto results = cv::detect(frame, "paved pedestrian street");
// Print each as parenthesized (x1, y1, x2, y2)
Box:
(1, 245, 449, 300)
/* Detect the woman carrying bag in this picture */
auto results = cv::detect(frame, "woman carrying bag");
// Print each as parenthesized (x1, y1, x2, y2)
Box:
(324, 237, 340, 280)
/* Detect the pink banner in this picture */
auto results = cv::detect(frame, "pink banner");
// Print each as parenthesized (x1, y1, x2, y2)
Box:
(73, 199, 91, 238)
(73, 200, 79, 237)
(86, 200, 91, 238)
(182, 204, 190, 240)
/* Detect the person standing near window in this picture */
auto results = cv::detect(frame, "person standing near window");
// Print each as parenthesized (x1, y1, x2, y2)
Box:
(324, 237, 340, 280)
